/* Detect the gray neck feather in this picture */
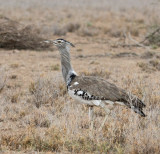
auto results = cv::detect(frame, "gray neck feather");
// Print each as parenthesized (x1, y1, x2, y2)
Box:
(58, 46, 77, 84)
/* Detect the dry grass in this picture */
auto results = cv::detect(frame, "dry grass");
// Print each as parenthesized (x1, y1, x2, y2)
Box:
(80, 68, 111, 79)
(137, 59, 160, 72)
(0, 0, 160, 153)
(28, 75, 66, 108)
(54, 23, 80, 36)
(0, 69, 6, 93)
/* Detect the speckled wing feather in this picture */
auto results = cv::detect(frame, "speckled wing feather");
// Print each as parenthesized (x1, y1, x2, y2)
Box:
(69, 76, 146, 116)
(69, 76, 125, 100)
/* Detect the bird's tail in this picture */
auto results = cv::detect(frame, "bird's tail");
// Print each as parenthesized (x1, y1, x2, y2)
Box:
(130, 97, 146, 117)
(123, 95, 146, 117)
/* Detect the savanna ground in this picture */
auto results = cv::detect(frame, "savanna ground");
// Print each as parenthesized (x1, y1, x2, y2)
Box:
(0, 0, 160, 153)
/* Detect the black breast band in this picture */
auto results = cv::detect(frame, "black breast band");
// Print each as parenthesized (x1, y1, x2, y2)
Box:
(67, 73, 76, 89)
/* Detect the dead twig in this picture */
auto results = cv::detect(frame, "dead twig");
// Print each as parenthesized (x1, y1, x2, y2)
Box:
(115, 32, 155, 50)
(114, 27, 160, 49)
(140, 27, 160, 44)
(128, 32, 150, 49)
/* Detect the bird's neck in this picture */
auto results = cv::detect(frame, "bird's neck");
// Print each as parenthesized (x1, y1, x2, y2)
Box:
(59, 47, 77, 85)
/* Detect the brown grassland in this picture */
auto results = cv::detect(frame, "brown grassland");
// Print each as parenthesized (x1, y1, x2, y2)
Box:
(0, 0, 160, 153)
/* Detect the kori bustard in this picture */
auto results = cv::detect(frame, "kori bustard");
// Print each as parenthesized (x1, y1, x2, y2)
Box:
(46, 38, 146, 130)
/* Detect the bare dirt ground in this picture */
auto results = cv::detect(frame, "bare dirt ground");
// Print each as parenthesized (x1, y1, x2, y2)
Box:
(0, 0, 160, 153)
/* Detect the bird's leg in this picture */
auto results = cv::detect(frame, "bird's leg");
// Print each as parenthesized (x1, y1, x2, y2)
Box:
(99, 102, 111, 131)
(89, 106, 94, 131)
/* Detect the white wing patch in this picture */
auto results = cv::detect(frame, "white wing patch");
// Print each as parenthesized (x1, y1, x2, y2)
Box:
(77, 90, 83, 95)
(73, 82, 79, 85)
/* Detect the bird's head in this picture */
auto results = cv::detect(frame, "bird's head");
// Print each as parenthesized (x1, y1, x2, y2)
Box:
(44, 38, 75, 49)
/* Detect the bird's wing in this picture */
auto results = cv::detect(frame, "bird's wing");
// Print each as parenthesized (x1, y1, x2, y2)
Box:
(69, 76, 146, 116)
(69, 76, 127, 102)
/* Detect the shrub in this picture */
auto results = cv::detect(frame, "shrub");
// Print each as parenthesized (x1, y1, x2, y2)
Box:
(0, 16, 52, 50)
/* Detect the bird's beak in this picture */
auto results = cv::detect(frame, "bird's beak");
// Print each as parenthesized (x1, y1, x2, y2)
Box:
(52, 40, 57, 45)
(44, 40, 57, 46)
(43, 40, 51, 44)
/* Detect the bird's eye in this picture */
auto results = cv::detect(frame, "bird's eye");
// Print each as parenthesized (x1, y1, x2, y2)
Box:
(57, 40, 61, 43)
